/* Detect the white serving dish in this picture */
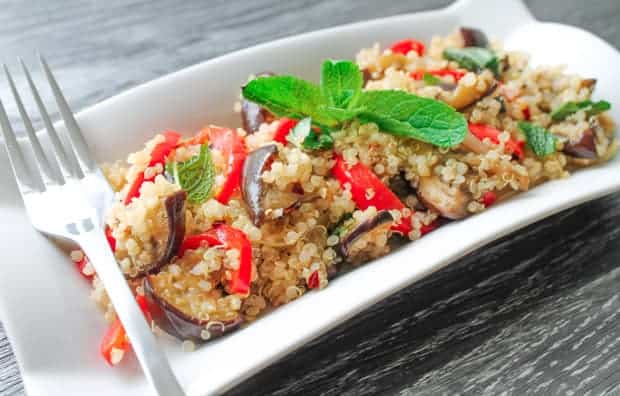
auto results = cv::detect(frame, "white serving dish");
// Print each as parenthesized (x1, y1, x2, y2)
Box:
(1, 0, 619, 394)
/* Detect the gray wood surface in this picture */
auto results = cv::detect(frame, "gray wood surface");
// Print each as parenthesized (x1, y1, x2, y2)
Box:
(1, 0, 620, 395)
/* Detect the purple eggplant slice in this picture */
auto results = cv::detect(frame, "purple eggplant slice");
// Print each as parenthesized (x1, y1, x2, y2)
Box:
(460, 27, 489, 48)
(417, 176, 471, 220)
(242, 144, 278, 226)
(338, 210, 394, 258)
(563, 128, 597, 159)
(241, 72, 274, 133)
(144, 275, 243, 342)
(126, 190, 187, 279)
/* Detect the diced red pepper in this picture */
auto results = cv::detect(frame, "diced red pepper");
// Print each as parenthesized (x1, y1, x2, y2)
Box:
(522, 106, 531, 121)
(124, 131, 181, 205)
(75, 254, 94, 280)
(180, 224, 253, 296)
(307, 271, 320, 289)
(105, 226, 116, 251)
(468, 123, 525, 161)
(420, 221, 439, 235)
(390, 39, 425, 56)
(189, 126, 247, 204)
(332, 155, 412, 235)
(410, 69, 466, 82)
(273, 118, 298, 144)
(100, 295, 151, 366)
(481, 191, 497, 207)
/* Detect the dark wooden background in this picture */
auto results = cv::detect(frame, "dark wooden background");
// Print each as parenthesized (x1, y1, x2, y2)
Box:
(2, 0, 620, 395)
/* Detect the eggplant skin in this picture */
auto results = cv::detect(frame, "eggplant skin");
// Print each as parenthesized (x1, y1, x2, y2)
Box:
(143, 277, 243, 342)
(241, 72, 274, 134)
(126, 190, 187, 279)
(460, 27, 489, 48)
(338, 210, 394, 258)
(563, 129, 598, 159)
(242, 144, 279, 226)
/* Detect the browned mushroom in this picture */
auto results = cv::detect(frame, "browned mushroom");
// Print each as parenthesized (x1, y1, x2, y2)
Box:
(417, 176, 471, 219)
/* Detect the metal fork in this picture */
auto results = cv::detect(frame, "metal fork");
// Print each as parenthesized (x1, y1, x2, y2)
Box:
(0, 57, 185, 396)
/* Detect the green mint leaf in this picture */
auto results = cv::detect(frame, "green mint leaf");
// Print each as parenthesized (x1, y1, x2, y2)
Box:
(357, 90, 468, 147)
(319, 105, 365, 122)
(518, 121, 557, 157)
(422, 73, 441, 85)
(286, 117, 334, 150)
(550, 100, 611, 121)
(443, 47, 499, 75)
(165, 144, 215, 204)
(320, 60, 363, 109)
(242, 76, 337, 127)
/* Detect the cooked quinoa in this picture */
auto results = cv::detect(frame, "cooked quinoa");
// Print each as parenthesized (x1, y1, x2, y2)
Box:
(74, 27, 617, 363)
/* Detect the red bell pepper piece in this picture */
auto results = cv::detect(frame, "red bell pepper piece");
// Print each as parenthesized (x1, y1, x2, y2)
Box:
(307, 271, 320, 289)
(105, 226, 116, 251)
(100, 295, 151, 366)
(75, 254, 94, 280)
(332, 156, 412, 235)
(188, 126, 247, 204)
(481, 191, 497, 207)
(390, 39, 425, 56)
(468, 123, 525, 161)
(273, 118, 298, 144)
(180, 224, 253, 296)
(410, 69, 466, 82)
(124, 131, 181, 204)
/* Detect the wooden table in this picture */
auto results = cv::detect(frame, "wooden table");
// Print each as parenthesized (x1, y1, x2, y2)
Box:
(2, 0, 620, 394)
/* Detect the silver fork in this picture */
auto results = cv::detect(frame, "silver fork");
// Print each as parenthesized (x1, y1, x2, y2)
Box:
(0, 57, 185, 396)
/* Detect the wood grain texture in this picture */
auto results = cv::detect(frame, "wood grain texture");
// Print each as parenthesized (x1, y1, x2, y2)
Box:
(1, 1, 620, 395)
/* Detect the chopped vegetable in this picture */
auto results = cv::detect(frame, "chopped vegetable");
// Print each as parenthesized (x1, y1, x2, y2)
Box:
(124, 130, 181, 205)
(241, 72, 274, 133)
(242, 144, 279, 226)
(417, 176, 470, 220)
(389, 39, 425, 56)
(179, 224, 253, 296)
(332, 156, 411, 235)
(105, 226, 116, 251)
(338, 210, 394, 258)
(100, 294, 151, 366)
(518, 121, 557, 157)
(307, 271, 320, 289)
(550, 100, 611, 121)
(468, 123, 525, 160)
(166, 144, 215, 204)
(410, 69, 467, 83)
(287, 117, 334, 150)
(563, 128, 597, 159)
(273, 118, 298, 144)
(189, 126, 248, 204)
(443, 47, 499, 75)
(481, 191, 497, 207)
(460, 27, 489, 48)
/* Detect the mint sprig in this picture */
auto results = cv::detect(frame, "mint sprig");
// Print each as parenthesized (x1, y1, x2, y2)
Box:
(242, 60, 467, 148)
(518, 121, 557, 157)
(443, 47, 499, 76)
(287, 117, 334, 150)
(166, 144, 215, 204)
(550, 100, 611, 121)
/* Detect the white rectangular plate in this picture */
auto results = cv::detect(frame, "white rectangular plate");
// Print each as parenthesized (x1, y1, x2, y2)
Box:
(1, 0, 619, 395)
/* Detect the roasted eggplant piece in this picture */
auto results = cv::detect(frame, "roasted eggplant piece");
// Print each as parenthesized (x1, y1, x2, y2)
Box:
(460, 27, 489, 48)
(417, 176, 470, 220)
(242, 144, 278, 225)
(126, 190, 187, 279)
(563, 128, 597, 159)
(241, 72, 274, 133)
(338, 210, 394, 258)
(144, 274, 243, 342)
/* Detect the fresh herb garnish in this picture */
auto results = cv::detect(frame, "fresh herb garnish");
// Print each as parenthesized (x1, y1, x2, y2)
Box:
(550, 100, 611, 121)
(518, 121, 557, 157)
(166, 144, 215, 204)
(422, 73, 441, 85)
(443, 47, 499, 75)
(357, 90, 468, 147)
(287, 117, 334, 150)
(242, 60, 468, 148)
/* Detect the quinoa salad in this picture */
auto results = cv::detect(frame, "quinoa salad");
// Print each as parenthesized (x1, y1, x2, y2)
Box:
(72, 27, 618, 365)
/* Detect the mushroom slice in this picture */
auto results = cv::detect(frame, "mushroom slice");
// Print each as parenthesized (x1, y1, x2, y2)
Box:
(241, 144, 278, 225)
(417, 176, 471, 220)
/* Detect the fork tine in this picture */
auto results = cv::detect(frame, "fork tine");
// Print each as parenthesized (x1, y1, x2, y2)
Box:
(3, 64, 63, 185)
(0, 98, 43, 192)
(20, 58, 83, 179)
(39, 55, 97, 173)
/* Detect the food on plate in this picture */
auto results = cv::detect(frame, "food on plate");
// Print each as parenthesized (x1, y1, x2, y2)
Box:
(72, 27, 617, 365)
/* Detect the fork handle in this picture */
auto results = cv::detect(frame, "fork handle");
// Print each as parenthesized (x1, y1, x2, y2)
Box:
(79, 229, 186, 396)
